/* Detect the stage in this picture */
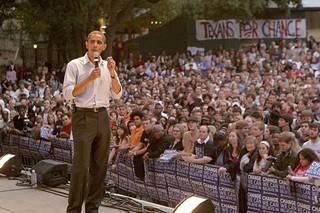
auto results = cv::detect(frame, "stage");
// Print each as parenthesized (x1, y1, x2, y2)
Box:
(0, 177, 173, 213)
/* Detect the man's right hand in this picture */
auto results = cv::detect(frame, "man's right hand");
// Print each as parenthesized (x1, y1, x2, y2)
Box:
(89, 67, 101, 81)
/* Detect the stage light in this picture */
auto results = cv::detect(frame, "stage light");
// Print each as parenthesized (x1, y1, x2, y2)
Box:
(173, 196, 215, 213)
(0, 154, 23, 177)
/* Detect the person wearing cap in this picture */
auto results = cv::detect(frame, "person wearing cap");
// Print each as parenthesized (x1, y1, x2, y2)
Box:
(179, 116, 199, 156)
(312, 97, 320, 122)
(38, 79, 47, 99)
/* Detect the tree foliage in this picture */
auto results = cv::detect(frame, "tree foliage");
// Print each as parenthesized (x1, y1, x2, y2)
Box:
(1, 0, 302, 65)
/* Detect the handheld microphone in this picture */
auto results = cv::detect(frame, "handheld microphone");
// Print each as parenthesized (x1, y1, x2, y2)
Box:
(94, 51, 99, 68)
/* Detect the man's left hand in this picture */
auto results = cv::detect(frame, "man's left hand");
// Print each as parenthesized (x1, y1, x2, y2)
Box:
(107, 57, 116, 72)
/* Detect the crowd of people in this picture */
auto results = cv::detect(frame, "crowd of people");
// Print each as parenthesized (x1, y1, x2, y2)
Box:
(1, 36, 320, 210)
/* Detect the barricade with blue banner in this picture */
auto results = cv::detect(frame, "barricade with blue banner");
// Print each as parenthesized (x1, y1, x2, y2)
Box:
(2, 134, 320, 212)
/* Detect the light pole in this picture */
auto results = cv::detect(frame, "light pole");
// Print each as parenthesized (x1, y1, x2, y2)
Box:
(33, 44, 38, 69)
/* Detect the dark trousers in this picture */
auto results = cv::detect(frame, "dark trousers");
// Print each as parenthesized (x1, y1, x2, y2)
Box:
(67, 109, 110, 213)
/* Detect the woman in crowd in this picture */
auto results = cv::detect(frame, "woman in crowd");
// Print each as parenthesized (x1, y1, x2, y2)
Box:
(108, 124, 131, 167)
(253, 140, 274, 173)
(286, 148, 319, 182)
(239, 136, 258, 173)
(168, 123, 185, 151)
(218, 130, 243, 180)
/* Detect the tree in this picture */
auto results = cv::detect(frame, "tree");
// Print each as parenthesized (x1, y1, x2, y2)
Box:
(4, 0, 302, 65)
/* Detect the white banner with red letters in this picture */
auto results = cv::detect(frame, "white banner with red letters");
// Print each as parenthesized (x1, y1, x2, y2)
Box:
(196, 19, 306, 40)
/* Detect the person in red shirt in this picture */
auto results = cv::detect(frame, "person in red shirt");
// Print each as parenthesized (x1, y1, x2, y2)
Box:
(60, 113, 72, 138)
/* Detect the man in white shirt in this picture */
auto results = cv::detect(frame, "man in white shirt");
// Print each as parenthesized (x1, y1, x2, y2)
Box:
(302, 123, 320, 158)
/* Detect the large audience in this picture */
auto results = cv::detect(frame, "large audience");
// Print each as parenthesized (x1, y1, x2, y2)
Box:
(1, 36, 320, 209)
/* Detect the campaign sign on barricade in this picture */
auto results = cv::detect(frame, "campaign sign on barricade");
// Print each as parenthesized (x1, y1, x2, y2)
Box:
(167, 186, 182, 204)
(154, 161, 166, 188)
(220, 201, 238, 213)
(39, 139, 53, 159)
(28, 138, 40, 150)
(279, 197, 297, 212)
(261, 175, 279, 196)
(278, 178, 292, 198)
(124, 157, 135, 181)
(219, 171, 234, 187)
(135, 179, 148, 197)
(261, 194, 280, 212)
(296, 200, 312, 213)
(118, 175, 128, 192)
(19, 136, 29, 149)
(127, 178, 137, 195)
(202, 181, 220, 201)
(164, 161, 179, 188)
(219, 185, 238, 206)
(175, 160, 190, 178)
(312, 184, 320, 207)
(53, 147, 63, 161)
(156, 187, 169, 203)
(176, 174, 193, 192)
(294, 181, 313, 202)
(211, 199, 221, 213)
(189, 178, 206, 197)
(145, 182, 158, 200)
(305, 161, 320, 179)
(189, 163, 204, 180)
(109, 170, 119, 187)
(247, 191, 262, 212)
(203, 164, 219, 183)
(144, 159, 155, 184)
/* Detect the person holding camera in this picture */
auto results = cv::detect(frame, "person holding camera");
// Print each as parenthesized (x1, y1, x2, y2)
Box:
(12, 104, 34, 135)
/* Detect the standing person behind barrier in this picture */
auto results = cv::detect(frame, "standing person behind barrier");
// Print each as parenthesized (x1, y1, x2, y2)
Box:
(142, 124, 171, 162)
(302, 123, 320, 158)
(218, 130, 243, 180)
(63, 30, 122, 213)
(182, 125, 216, 164)
(239, 136, 258, 172)
(267, 131, 298, 178)
(180, 116, 199, 156)
(253, 141, 273, 174)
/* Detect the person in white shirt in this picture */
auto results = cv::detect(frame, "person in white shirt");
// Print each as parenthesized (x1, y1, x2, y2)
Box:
(302, 123, 320, 158)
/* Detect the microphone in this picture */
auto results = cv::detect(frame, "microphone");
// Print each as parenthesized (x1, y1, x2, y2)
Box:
(94, 51, 99, 68)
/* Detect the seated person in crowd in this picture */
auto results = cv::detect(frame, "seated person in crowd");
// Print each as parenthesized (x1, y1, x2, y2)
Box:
(267, 131, 298, 178)
(11, 104, 34, 136)
(182, 125, 216, 164)
(59, 113, 72, 139)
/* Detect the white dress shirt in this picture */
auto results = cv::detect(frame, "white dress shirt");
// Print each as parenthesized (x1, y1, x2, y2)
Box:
(63, 53, 122, 108)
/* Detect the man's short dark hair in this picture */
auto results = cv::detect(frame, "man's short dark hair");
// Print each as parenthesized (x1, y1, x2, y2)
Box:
(130, 110, 144, 120)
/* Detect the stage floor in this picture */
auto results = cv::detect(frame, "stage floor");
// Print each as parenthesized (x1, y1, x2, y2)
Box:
(0, 176, 172, 213)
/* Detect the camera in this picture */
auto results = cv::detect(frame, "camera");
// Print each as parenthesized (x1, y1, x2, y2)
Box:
(261, 156, 277, 172)
(23, 118, 31, 133)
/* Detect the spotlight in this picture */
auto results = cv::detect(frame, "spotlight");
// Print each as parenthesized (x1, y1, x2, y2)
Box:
(0, 154, 23, 177)
(173, 195, 215, 213)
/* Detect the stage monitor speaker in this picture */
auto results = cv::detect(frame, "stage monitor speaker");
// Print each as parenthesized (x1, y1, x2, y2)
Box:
(0, 154, 22, 177)
(32, 159, 68, 186)
(173, 196, 215, 213)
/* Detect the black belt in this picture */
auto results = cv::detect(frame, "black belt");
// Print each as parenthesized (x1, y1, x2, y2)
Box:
(75, 107, 106, 112)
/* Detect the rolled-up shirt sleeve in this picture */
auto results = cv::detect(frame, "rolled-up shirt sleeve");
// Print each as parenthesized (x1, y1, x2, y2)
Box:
(63, 62, 77, 101)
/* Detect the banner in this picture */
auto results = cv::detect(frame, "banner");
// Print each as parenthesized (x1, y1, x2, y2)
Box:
(196, 19, 306, 40)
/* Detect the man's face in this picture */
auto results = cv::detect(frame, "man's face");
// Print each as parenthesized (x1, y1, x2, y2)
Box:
(18, 107, 26, 117)
(300, 123, 309, 135)
(133, 115, 142, 128)
(142, 120, 152, 131)
(62, 115, 71, 126)
(85, 33, 106, 56)
(309, 127, 319, 140)
(198, 126, 209, 141)
(278, 118, 287, 128)
(251, 126, 263, 137)
(118, 107, 127, 116)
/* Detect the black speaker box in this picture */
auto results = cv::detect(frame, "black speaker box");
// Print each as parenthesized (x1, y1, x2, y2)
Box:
(0, 154, 22, 177)
(32, 159, 68, 186)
